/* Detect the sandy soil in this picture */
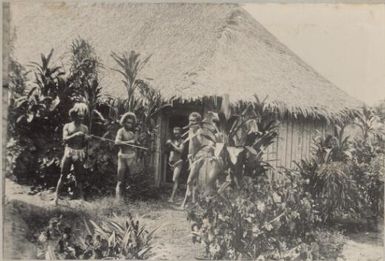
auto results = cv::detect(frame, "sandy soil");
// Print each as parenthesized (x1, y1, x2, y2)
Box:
(341, 227, 384, 261)
(3, 179, 383, 260)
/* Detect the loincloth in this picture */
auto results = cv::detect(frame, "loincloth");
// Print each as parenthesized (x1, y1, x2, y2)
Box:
(63, 147, 86, 162)
(169, 159, 183, 169)
(118, 151, 136, 159)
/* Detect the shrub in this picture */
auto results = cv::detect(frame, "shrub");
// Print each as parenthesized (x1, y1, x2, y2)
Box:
(37, 213, 156, 259)
(187, 171, 327, 260)
(81, 213, 157, 259)
(6, 49, 68, 185)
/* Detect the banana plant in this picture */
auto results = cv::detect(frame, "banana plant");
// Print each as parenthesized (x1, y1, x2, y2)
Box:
(185, 95, 278, 189)
(354, 106, 385, 144)
(15, 50, 67, 126)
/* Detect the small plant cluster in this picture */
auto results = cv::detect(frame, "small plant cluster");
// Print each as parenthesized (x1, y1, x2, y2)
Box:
(187, 172, 345, 260)
(37, 213, 156, 259)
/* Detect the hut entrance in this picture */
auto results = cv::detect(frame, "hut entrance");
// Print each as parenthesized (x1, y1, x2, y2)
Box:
(164, 115, 189, 184)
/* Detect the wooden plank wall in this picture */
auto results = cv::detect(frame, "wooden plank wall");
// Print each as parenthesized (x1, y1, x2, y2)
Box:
(264, 118, 333, 179)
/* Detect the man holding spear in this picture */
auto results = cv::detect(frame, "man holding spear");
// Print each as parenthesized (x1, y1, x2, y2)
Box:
(114, 112, 139, 202)
(54, 103, 90, 206)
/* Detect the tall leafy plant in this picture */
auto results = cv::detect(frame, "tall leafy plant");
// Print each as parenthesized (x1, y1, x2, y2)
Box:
(68, 38, 103, 132)
(188, 95, 279, 189)
(110, 51, 151, 112)
(7, 50, 67, 185)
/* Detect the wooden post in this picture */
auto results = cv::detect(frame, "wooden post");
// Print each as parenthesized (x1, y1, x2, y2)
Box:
(154, 113, 163, 187)
(2, 3, 10, 200)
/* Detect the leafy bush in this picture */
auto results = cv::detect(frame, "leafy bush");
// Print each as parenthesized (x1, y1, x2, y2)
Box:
(37, 213, 156, 259)
(81, 213, 157, 259)
(6, 50, 67, 185)
(187, 170, 343, 260)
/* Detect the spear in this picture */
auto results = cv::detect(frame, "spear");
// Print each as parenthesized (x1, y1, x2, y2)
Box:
(85, 134, 149, 151)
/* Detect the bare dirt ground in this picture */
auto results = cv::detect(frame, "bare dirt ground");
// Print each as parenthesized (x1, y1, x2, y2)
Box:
(342, 227, 384, 261)
(3, 179, 383, 260)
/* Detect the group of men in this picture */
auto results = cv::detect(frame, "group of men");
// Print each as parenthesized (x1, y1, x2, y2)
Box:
(54, 103, 219, 208)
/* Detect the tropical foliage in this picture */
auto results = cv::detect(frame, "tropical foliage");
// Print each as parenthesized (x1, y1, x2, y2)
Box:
(6, 40, 164, 199)
(37, 213, 156, 259)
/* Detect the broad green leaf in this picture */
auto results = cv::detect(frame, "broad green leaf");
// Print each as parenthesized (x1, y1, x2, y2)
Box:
(108, 230, 116, 248)
(245, 146, 258, 155)
(214, 143, 225, 157)
(226, 146, 244, 165)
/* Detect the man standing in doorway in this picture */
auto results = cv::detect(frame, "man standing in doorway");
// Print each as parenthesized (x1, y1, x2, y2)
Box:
(166, 126, 185, 203)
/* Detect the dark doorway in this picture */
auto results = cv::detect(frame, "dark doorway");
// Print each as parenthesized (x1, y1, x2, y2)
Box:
(165, 115, 189, 184)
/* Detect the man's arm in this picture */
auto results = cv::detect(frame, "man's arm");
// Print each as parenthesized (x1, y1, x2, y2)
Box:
(170, 142, 184, 153)
(115, 130, 136, 146)
(83, 125, 90, 141)
(62, 124, 83, 142)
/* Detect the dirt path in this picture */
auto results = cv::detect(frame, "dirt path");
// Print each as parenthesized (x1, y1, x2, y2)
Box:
(4, 179, 202, 260)
(341, 228, 384, 261)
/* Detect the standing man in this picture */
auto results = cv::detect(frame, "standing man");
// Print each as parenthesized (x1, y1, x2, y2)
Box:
(181, 112, 221, 208)
(115, 112, 138, 202)
(166, 126, 185, 203)
(54, 103, 89, 206)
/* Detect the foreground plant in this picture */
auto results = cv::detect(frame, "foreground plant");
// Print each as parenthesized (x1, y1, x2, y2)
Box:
(187, 172, 334, 260)
(37, 213, 157, 260)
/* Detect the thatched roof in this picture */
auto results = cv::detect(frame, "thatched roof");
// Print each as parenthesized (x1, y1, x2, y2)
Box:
(11, 2, 362, 120)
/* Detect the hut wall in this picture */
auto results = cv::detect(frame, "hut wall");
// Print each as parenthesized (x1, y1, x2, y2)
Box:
(266, 118, 333, 179)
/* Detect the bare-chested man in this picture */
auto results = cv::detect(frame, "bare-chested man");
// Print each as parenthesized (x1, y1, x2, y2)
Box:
(54, 103, 89, 205)
(115, 112, 138, 202)
(166, 126, 185, 203)
(181, 112, 221, 208)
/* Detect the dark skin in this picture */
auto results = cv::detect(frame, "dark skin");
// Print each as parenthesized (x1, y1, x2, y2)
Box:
(181, 114, 222, 209)
(54, 113, 89, 206)
(167, 128, 184, 203)
(115, 117, 137, 202)
(115, 119, 136, 151)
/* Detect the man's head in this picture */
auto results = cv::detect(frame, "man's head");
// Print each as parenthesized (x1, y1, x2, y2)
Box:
(189, 112, 202, 131)
(120, 112, 137, 130)
(69, 103, 88, 123)
(173, 126, 182, 138)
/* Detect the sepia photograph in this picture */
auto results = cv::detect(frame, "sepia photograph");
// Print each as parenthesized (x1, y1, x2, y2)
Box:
(2, 1, 385, 260)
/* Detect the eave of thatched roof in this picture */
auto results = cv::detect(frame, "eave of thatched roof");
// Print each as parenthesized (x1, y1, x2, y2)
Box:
(11, 2, 363, 121)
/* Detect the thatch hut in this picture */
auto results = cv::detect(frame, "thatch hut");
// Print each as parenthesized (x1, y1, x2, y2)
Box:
(10, 3, 362, 186)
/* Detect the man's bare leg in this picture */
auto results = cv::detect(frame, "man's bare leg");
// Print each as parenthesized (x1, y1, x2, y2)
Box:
(169, 165, 182, 203)
(181, 185, 191, 209)
(116, 158, 126, 203)
(181, 161, 201, 209)
(192, 183, 197, 204)
(54, 174, 64, 206)
(169, 180, 179, 203)
(54, 157, 71, 206)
